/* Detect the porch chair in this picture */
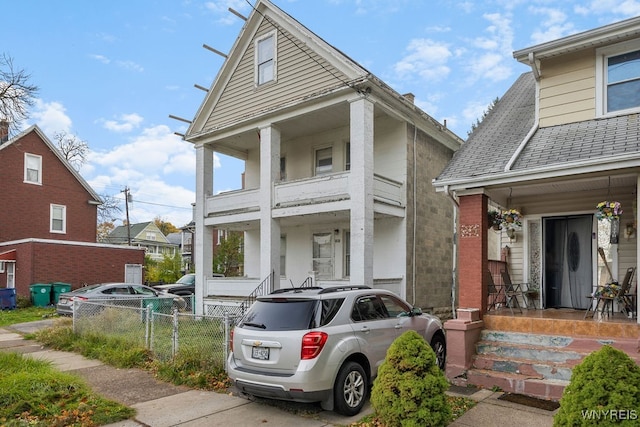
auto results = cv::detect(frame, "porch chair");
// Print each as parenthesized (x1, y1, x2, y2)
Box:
(599, 267, 636, 317)
(487, 271, 504, 312)
(500, 269, 534, 310)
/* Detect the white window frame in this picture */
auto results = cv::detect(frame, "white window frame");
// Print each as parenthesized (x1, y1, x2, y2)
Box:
(6, 262, 15, 288)
(255, 31, 277, 86)
(596, 39, 640, 117)
(24, 153, 42, 185)
(50, 204, 67, 233)
(0, 261, 4, 273)
(315, 146, 333, 176)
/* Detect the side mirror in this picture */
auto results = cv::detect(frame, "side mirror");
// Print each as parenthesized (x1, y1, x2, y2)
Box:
(411, 307, 423, 316)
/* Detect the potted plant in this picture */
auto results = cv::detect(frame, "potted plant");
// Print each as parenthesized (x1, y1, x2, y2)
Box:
(501, 209, 522, 229)
(488, 210, 502, 230)
(595, 201, 623, 221)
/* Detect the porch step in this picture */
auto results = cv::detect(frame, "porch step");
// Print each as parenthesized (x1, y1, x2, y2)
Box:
(463, 330, 640, 401)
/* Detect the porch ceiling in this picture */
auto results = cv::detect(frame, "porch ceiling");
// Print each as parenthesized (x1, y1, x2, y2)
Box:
(485, 173, 637, 206)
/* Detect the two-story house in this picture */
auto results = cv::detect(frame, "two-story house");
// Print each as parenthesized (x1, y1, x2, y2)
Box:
(0, 123, 145, 299)
(184, 0, 463, 316)
(107, 222, 178, 262)
(433, 17, 640, 397)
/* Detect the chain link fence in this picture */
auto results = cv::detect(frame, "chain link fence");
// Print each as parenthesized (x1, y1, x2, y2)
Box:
(71, 298, 241, 367)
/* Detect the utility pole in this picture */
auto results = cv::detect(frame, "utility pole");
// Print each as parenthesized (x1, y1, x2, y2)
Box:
(122, 187, 132, 246)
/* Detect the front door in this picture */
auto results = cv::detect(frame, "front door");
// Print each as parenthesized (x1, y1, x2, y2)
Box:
(543, 215, 593, 309)
(313, 233, 334, 280)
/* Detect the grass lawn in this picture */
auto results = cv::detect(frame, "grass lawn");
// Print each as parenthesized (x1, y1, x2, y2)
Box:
(0, 306, 56, 327)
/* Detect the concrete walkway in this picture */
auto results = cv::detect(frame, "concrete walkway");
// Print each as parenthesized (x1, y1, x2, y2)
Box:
(1, 320, 557, 426)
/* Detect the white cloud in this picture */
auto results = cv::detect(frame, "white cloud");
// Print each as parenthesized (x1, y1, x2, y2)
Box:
(393, 38, 452, 81)
(102, 113, 144, 133)
(30, 99, 73, 134)
(204, 0, 251, 25)
(528, 7, 577, 44)
(115, 60, 144, 72)
(575, 0, 640, 17)
(89, 54, 110, 64)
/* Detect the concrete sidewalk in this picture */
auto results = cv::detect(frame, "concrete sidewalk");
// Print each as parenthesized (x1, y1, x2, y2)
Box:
(1, 320, 557, 426)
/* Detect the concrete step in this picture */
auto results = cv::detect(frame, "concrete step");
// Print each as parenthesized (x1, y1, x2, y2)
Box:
(473, 354, 573, 381)
(466, 368, 568, 401)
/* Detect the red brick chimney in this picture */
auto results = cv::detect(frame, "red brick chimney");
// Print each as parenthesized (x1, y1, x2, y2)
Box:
(0, 120, 9, 143)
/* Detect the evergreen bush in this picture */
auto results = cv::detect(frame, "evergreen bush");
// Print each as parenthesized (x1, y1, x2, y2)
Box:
(371, 330, 451, 427)
(554, 345, 640, 426)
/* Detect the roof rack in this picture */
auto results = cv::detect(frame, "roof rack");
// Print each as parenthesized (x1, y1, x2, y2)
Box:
(270, 286, 324, 294)
(318, 285, 371, 294)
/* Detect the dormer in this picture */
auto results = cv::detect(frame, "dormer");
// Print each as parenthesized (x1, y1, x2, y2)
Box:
(514, 16, 640, 128)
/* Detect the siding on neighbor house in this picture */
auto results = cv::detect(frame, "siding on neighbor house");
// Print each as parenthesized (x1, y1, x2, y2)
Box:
(405, 123, 456, 319)
(538, 50, 597, 128)
(204, 19, 348, 131)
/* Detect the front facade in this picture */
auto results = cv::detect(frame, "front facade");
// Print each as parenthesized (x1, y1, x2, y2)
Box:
(185, 0, 462, 316)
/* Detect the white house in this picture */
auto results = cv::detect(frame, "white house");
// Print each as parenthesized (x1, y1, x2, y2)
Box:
(183, 0, 462, 316)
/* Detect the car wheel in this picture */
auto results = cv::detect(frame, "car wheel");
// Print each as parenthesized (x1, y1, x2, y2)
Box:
(431, 334, 446, 370)
(333, 361, 367, 416)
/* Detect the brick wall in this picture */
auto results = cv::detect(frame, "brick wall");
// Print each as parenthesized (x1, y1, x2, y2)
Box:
(0, 129, 98, 243)
(0, 241, 145, 298)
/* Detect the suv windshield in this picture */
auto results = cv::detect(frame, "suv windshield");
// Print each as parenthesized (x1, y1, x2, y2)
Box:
(240, 298, 344, 330)
(176, 274, 195, 285)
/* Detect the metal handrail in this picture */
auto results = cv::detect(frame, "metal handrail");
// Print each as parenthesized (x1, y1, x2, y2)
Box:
(240, 270, 274, 314)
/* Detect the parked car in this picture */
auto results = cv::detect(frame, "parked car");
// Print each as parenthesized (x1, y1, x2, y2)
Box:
(152, 273, 224, 296)
(56, 283, 181, 316)
(227, 285, 446, 416)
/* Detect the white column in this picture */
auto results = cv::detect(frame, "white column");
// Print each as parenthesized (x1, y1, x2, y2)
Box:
(260, 125, 281, 288)
(194, 144, 214, 315)
(349, 96, 374, 286)
(636, 175, 640, 324)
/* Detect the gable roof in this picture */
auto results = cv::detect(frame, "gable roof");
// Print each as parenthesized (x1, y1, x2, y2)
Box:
(185, 0, 462, 151)
(0, 125, 102, 204)
(107, 221, 174, 245)
(433, 71, 640, 190)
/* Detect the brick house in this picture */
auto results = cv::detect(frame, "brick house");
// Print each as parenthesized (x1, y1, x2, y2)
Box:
(0, 124, 145, 299)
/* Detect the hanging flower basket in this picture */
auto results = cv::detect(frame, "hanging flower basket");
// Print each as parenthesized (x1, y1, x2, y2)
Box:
(596, 201, 623, 221)
(501, 209, 522, 230)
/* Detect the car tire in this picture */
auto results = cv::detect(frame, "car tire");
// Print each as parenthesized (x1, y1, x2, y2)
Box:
(333, 361, 367, 416)
(431, 334, 446, 370)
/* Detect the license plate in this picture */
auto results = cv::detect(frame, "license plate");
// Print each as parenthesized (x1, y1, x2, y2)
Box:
(252, 346, 270, 360)
(59, 298, 68, 304)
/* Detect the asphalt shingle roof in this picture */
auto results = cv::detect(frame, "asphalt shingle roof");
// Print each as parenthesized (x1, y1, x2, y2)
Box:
(434, 71, 640, 185)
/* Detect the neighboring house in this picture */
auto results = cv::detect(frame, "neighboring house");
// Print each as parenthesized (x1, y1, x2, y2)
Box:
(0, 123, 145, 297)
(106, 222, 178, 262)
(184, 0, 463, 316)
(433, 17, 640, 391)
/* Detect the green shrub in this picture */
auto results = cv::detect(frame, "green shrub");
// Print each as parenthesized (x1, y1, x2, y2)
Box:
(371, 330, 451, 427)
(554, 345, 640, 426)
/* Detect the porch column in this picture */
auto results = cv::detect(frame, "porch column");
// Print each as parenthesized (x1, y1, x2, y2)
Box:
(458, 192, 489, 314)
(194, 144, 214, 316)
(349, 96, 374, 286)
(259, 125, 281, 288)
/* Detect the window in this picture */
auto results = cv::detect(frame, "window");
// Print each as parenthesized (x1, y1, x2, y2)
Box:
(345, 142, 351, 171)
(280, 235, 286, 276)
(0, 261, 4, 273)
(6, 263, 15, 288)
(50, 204, 66, 233)
(315, 147, 333, 175)
(597, 40, 640, 115)
(146, 232, 157, 241)
(256, 32, 276, 86)
(24, 153, 42, 184)
(280, 157, 286, 181)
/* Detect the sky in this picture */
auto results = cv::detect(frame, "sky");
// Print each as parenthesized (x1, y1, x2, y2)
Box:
(3, 0, 640, 228)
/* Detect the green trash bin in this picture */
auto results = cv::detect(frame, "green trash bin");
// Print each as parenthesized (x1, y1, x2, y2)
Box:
(51, 282, 72, 304)
(30, 284, 52, 307)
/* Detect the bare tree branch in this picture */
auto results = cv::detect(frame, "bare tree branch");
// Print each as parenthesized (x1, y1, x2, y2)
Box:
(0, 53, 38, 132)
(53, 130, 88, 170)
(97, 193, 122, 224)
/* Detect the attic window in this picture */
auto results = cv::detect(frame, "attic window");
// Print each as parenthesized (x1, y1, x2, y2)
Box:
(255, 31, 276, 86)
(596, 39, 640, 116)
(24, 153, 42, 185)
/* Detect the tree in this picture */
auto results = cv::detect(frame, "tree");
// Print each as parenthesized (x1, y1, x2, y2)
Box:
(213, 232, 244, 276)
(96, 221, 115, 242)
(0, 54, 38, 132)
(154, 217, 179, 236)
(467, 97, 499, 136)
(53, 130, 88, 170)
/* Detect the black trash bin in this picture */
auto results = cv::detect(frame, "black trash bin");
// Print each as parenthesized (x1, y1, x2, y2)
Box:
(0, 288, 16, 310)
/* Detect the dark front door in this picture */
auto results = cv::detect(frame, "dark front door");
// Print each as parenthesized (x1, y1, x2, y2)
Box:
(543, 215, 593, 309)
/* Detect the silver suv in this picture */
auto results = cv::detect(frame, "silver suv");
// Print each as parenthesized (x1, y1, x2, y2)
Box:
(227, 286, 446, 416)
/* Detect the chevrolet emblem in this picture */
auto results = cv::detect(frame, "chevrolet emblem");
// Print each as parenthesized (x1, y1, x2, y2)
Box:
(253, 341, 262, 346)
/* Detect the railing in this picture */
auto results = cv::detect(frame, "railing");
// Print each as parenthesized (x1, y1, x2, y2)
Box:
(239, 271, 274, 315)
(299, 276, 314, 288)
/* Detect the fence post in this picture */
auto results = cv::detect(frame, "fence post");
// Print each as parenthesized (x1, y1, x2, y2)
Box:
(172, 309, 179, 358)
(224, 312, 230, 370)
(145, 305, 152, 349)
(72, 300, 77, 333)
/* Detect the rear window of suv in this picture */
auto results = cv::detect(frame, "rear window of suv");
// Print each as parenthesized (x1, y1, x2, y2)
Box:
(240, 298, 344, 330)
